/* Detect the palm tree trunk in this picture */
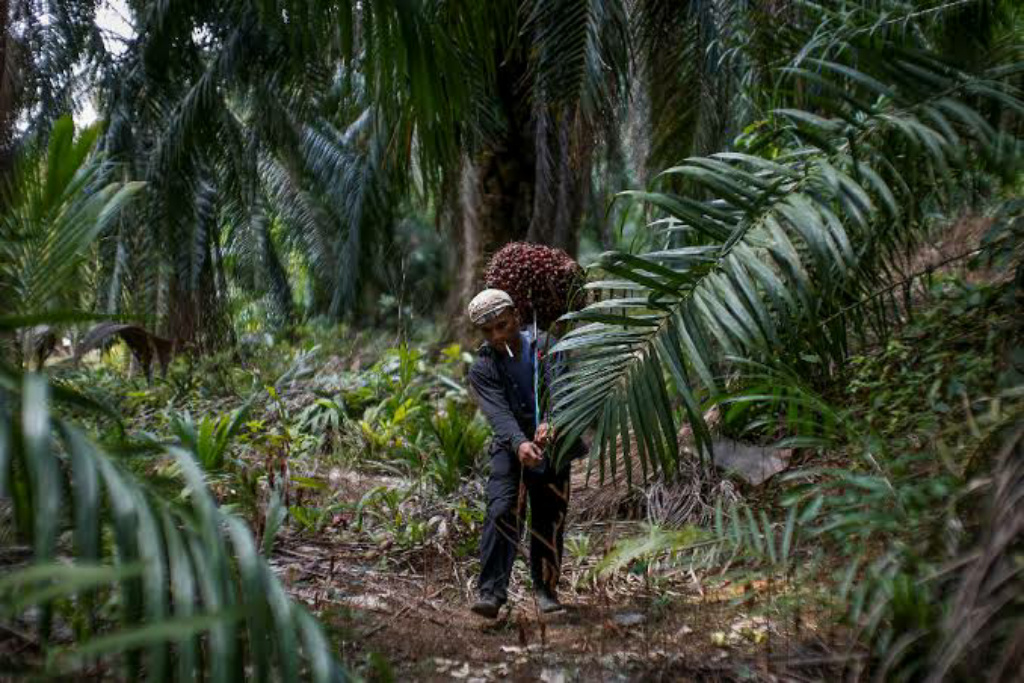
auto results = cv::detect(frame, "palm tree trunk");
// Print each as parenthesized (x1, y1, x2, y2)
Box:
(526, 110, 591, 255)
(445, 49, 596, 341)
(163, 256, 231, 353)
(0, 0, 17, 184)
(447, 47, 536, 340)
(449, 138, 535, 341)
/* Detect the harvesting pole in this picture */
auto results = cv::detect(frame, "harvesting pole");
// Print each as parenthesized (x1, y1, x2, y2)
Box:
(533, 305, 541, 431)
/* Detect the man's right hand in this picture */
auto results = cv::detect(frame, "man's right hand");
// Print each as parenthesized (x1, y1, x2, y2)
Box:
(517, 441, 544, 469)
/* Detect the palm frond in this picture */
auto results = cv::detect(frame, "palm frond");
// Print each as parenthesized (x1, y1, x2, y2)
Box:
(357, 0, 485, 188)
(636, 0, 734, 175)
(523, 0, 629, 249)
(551, 40, 1022, 477)
(928, 421, 1024, 680)
(525, 0, 629, 117)
(0, 116, 142, 323)
(0, 358, 348, 681)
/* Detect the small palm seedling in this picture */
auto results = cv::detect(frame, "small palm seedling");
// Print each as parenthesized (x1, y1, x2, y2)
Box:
(566, 532, 593, 562)
(170, 403, 254, 472)
(0, 367, 348, 680)
(297, 396, 348, 455)
(426, 399, 489, 494)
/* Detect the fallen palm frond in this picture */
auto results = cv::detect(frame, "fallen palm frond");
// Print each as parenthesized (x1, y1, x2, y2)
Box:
(75, 322, 178, 379)
(572, 408, 740, 526)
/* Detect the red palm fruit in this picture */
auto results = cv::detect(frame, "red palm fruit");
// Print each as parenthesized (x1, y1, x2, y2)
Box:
(483, 242, 586, 330)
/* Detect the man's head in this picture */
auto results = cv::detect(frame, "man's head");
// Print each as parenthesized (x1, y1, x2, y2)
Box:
(468, 289, 520, 351)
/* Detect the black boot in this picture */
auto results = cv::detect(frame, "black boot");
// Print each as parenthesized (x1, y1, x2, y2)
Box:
(471, 593, 502, 619)
(534, 589, 563, 614)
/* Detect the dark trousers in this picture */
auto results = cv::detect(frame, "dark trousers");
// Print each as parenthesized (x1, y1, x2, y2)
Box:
(478, 451, 571, 603)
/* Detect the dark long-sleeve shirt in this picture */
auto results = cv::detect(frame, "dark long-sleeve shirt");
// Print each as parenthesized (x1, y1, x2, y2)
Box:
(468, 329, 584, 468)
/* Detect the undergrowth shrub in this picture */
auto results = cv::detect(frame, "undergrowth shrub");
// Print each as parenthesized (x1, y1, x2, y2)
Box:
(348, 343, 489, 493)
(427, 398, 489, 494)
(597, 267, 1024, 679)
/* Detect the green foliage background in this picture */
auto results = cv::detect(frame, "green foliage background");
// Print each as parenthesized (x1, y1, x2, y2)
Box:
(1, 0, 1023, 679)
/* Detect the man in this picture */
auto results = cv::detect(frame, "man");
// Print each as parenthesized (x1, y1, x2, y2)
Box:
(466, 288, 583, 618)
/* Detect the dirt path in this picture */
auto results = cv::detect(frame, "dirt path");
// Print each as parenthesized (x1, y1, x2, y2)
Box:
(269, 523, 828, 682)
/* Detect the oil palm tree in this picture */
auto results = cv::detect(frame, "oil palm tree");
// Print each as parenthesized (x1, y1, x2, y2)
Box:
(0, 116, 347, 680)
(12, 0, 408, 344)
(548, 1, 1024, 478)
(0, 115, 141, 365)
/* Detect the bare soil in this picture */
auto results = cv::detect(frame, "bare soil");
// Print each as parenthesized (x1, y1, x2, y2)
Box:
(271, 471, 842, 682)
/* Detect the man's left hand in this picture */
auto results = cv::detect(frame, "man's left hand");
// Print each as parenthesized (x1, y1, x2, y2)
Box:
(535, 422, 554, 447)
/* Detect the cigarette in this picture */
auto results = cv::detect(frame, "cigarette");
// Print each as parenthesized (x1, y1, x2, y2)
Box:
(504, 343, 514, 358)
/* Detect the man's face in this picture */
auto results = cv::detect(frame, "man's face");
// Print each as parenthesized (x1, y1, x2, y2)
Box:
(478, 308, 520, 351)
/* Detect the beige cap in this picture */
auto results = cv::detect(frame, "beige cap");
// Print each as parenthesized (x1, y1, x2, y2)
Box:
(468, 289, 514, 326)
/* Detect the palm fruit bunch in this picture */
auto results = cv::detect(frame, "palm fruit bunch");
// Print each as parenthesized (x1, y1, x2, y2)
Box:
(483, 241, 585, 330)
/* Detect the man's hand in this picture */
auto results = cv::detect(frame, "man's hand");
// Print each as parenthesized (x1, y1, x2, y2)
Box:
(535, 422, 554, 448)
(517, 441, 544, 469)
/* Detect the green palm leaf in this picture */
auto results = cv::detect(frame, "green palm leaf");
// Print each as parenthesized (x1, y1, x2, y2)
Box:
(0, 116, 142, 320)
(0, 365, 348, 680)
(551, 39, 1022, 480)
